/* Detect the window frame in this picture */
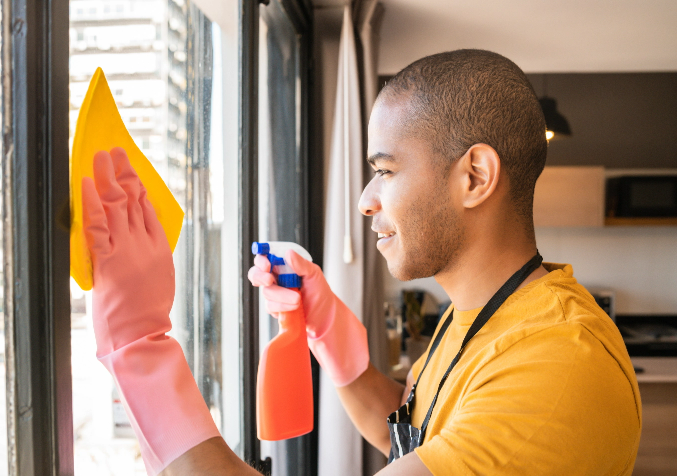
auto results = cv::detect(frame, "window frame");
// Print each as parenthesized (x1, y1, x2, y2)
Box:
(241, 0, 316, 474)
(240, 0, 262, 468)
(2, 0, 73, 474)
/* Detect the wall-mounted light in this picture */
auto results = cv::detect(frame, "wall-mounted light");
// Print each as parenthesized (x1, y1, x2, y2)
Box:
(539, 96, 572, 140)
(539, 75, 572, 140)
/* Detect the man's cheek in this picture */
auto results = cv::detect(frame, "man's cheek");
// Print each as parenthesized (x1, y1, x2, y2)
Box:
(385, 188, 411, 219)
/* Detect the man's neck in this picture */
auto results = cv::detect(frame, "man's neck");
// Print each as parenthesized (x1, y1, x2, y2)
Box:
(434, 230, 548, 312)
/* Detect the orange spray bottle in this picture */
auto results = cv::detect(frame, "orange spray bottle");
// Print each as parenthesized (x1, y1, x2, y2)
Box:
(252, 241, 314, 441)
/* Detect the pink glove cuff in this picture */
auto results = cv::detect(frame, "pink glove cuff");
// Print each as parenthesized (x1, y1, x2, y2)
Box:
(99, 335, 221, 476)
(307, 300, 369, 387)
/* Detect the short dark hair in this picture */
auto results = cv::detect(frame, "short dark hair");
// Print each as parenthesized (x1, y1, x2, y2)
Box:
(380, 49, 547, 222)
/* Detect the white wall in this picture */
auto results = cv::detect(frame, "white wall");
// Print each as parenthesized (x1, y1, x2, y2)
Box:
(377, 0, 677, 75)
(535, 227, 677, 314)
(382, 226, 677, 315)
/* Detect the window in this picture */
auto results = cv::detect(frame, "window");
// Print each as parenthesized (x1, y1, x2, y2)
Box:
(257, 2, 316, 475)
(3, 0, 313, 474)
(68, 1, 242, 472)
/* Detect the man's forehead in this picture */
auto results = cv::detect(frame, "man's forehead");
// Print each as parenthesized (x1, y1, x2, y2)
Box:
(367, 103, 434, 162)
(367, 96, 415, 159)
(370, 93, 414, 126)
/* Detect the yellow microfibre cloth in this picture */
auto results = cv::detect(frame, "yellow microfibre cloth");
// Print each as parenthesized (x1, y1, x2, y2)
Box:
(70, 67, 184, 291)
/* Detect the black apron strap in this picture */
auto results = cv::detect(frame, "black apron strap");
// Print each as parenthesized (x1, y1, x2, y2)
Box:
(410, 309, 454, 392)
(418, 252, 543, 442)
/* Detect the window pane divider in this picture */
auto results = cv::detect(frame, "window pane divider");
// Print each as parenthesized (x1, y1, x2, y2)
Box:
(2, 0, 72, 474)
(239, 0, 263, 470)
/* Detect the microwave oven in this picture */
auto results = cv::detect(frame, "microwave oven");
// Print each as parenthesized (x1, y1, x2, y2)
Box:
(606, 175, 677, 218)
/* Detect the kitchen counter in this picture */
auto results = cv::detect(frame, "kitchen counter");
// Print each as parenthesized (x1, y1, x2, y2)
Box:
(631, 357, 677, 383)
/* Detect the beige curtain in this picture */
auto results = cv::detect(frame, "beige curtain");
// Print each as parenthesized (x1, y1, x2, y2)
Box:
(318, 2, 387, 476)
(354, 1, 388, 474)
(319, 6, 366, 476)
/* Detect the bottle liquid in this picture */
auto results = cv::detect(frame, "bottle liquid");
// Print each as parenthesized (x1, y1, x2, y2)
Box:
(252, 241, 314, 441)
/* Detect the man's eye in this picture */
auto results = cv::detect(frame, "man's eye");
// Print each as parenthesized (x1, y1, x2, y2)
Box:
(374, 169, 390, 177)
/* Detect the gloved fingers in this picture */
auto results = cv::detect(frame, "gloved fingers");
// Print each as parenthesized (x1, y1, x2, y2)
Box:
(138, 182, 168, 246)
(110, 147, 144, 233)
(248, 265, 275, 287)
(254, 254, 271, 272)
(262, 284, 301, 308)
(82, 176, 111, 256)
(285, 249, 318, 278)
(93, 150, 129, 237)
(266, 300, 300, 314)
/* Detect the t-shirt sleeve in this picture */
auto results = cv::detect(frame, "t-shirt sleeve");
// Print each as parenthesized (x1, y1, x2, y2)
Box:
(414, 325, 640, 476)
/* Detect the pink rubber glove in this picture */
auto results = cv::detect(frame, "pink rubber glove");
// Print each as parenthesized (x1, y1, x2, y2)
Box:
(82, 148, 220, 475)
(248, 250, 369, 386)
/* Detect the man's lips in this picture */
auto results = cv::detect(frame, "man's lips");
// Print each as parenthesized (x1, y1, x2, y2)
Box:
(372, 222, 396, 243)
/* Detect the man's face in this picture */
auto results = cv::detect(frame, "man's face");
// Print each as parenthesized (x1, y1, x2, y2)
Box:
(359, 95, 465, 281)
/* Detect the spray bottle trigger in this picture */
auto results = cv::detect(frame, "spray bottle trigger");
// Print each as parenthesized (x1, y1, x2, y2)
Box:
(268, 254, 286, 266)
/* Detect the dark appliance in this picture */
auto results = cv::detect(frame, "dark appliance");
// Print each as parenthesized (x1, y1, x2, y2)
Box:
(616, 315, 677, 357)
(606, 175, 677, 218)
(591, 290, 615, 322)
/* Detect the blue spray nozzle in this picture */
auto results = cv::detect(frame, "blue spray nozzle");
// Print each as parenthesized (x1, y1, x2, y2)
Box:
(252, 242, 270, 255)
(252, 243, 287, 267)
(251, 241, 313, 289)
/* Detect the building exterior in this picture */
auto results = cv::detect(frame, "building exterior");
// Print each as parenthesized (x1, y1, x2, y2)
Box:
(69, 0, 189, 207)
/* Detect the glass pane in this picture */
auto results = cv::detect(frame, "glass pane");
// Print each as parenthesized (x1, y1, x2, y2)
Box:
(169, 0, 245, 457)
(69, 0, 241, 473)
(258, 0, 304, 473)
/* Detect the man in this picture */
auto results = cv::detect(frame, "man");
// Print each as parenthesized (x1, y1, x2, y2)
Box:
(83, 50, 641, 475)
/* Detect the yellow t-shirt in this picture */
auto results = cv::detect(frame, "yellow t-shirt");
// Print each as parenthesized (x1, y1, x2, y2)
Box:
(411, 263, 641, 475)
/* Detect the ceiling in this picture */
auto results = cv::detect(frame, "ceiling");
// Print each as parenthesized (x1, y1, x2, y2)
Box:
(376, 0, 677, 75)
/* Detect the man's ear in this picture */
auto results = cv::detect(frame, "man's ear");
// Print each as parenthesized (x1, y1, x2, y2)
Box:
(456, 143, 501, 209)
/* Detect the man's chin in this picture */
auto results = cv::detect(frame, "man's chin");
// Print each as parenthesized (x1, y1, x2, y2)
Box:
(386, 259, 433, 282)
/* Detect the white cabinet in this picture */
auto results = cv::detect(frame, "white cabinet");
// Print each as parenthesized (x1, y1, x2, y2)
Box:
(533, 166, 605, 227)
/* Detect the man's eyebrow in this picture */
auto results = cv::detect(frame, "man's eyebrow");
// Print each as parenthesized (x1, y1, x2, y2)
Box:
(366, 152, 395, 166)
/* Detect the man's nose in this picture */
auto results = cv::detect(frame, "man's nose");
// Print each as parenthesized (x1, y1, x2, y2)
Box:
(358, 178, 380, 216)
